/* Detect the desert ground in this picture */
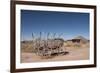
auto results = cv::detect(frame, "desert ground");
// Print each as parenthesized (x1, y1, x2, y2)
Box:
(21, 41, 89, 63)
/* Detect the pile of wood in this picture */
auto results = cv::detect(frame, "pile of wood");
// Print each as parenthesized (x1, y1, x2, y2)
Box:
(32, 32, 69, 59)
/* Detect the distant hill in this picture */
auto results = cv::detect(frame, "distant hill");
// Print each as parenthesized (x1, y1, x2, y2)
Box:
(74, 36, 88, 40)
(73, 36, 89, 43)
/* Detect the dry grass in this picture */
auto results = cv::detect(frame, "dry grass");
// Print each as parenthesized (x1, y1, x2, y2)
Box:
(21, 41, 90, 63)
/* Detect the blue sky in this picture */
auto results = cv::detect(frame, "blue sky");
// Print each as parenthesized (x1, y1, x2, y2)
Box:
(21, 10, 89, 41)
